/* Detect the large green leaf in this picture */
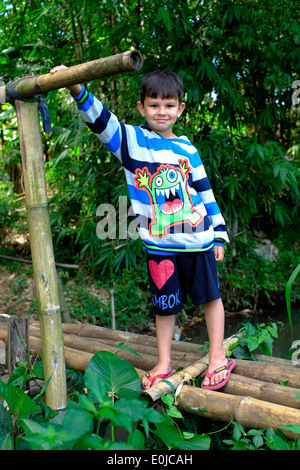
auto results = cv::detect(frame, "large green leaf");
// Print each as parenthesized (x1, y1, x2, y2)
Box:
(153, 418, 211, 450)
(0, 380, 41, 419)
(85, 351, 141, 400)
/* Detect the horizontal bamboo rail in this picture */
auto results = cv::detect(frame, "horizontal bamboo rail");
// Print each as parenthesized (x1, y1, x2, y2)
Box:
(177, 385, 300, 440)
(233, 358, 300, 389)
(29, 320, 203, 354)
(0, 50, 143, 102)
(223, 373, 300, 409)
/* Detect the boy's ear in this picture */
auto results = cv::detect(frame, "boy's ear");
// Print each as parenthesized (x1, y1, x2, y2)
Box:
(178, 102, 185, 117)
(137, 101, 145, 117)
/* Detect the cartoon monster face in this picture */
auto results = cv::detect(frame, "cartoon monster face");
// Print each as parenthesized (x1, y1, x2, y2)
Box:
(134, 159, 203, 237)
(152, 167, 184, 216)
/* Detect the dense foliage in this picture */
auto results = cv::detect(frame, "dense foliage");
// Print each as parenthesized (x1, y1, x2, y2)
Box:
(0, 0, 299, 314)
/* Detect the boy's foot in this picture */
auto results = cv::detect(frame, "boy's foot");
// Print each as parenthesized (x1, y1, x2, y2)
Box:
(201, 359, 236, 390)
(141, 367, 175, 390)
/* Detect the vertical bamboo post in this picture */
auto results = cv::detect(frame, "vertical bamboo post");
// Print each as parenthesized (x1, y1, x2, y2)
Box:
(15, 99, 66, 411)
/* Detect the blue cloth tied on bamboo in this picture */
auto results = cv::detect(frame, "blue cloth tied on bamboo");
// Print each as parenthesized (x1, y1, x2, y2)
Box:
(6, 80, 52, 133)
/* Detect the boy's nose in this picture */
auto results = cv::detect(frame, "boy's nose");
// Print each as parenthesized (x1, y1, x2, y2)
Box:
(157, 107, 167, 115)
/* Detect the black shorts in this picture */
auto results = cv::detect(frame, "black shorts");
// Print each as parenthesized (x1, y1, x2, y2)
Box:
(147, 250, 221, 316)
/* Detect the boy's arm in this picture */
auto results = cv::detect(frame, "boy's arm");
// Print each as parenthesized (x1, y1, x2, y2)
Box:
(50, 65, 126, 164)
(49, 65, 82, 96)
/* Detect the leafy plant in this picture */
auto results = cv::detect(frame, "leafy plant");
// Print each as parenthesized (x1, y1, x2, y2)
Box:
(232, 321, 279, 360)
(0, 350, 164, 450)
(0, 349, 211, 450)
(223, 422, 300, 450)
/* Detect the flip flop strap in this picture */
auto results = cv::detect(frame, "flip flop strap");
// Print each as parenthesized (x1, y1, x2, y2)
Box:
(205, 364, 227, 378)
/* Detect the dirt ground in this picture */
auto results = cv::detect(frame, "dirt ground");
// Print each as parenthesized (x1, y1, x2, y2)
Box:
(0, 265, 36, 318)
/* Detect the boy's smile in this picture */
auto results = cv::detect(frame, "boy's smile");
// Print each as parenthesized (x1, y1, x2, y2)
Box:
(137, 96, 185, 139)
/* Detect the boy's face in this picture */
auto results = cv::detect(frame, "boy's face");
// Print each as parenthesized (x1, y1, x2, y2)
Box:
(137, 95, 185, 139)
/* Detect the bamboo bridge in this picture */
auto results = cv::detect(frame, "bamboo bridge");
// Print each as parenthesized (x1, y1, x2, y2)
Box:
(1, 319, 299, 441)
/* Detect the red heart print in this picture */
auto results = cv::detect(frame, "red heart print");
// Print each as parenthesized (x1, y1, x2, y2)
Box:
(148, 260, 175, 290)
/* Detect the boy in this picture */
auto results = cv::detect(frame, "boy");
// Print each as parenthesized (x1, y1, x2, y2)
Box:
(50, 66, 235, 390)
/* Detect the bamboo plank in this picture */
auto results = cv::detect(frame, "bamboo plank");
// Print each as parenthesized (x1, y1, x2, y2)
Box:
(29, 320, 204, 355)
(2, 324, 193, 366)
(223, 373, 300, 409)
(29, 329, 191, 372)
(27, 335, 145, 379)
(234, 358, 300, 389)
(177, 385, 300, 440)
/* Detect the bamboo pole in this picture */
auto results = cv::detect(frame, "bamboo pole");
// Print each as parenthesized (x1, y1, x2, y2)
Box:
(15, 99, 66, 411)
(234, 358, 300, 389)
(29, 320, 203, 355)
(27, 334, 145, 379)
(28, 327, 193, 371)
(1, 50, 143, 100)
(223, 373, 300, 409)
(177, 385, 300, 440)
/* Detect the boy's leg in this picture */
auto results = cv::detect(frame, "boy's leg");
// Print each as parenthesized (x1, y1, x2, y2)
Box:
(202, 297, 228, 387)
(141, 314, 175, 389)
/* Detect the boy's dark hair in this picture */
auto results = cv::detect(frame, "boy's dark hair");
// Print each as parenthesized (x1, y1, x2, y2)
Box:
(140, 70, 184, 104)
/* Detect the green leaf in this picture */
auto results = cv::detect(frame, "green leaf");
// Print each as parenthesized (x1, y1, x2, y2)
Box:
(157, 7, 172, 32)
(0, 432, 14, 450)
(153, 418, 210, 450)
(271, 434, 291, 450)
(126, 428, 145, 450)
(7, 367, 29, 387)
(0, 401, 13, 438)
(77, 393, 97, 413)
(85, 351, 141, 400)
(0, 381, 41, 419)
(116, 342, 143, 359)
(59, 401, 94, 441)
(279, 424, 300, 434)
(293, 390, 300, 401)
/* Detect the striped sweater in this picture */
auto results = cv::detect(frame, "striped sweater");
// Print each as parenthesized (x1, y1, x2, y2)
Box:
(73, 88, 229, 254)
